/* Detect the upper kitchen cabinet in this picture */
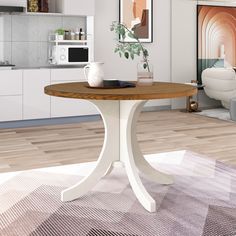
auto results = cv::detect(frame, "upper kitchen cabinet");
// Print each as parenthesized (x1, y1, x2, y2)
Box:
(0, 0, 95, 16)
(56, 0, 95, 16)
(0, 0, 26, 7)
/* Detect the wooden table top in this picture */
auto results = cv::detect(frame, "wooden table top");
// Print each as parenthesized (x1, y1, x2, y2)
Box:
(44, 82, 197, 100)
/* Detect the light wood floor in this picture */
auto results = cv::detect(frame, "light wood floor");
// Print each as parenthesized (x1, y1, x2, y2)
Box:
(0, 110, 236, 173)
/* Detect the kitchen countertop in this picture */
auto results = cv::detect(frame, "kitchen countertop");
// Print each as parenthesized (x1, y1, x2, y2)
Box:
(12, 65, 85, 70)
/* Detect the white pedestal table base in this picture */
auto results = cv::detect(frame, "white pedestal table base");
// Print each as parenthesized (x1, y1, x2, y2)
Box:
(61, 100, 174, 212)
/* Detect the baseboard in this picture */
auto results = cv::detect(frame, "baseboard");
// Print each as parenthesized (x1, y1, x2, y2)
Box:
(143, 105, 171, 112)
(199, 105, 223, 110)
(0, 115, 101, 129)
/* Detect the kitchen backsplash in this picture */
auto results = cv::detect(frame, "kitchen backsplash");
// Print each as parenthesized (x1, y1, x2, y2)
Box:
(0, 15, 86, 67)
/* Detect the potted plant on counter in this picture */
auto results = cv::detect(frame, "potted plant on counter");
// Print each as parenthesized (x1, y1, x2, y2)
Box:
(55, 29, 65, 40)
(110, 21, 153, 86)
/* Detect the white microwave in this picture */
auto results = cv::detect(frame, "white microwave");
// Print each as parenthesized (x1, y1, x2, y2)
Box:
(49, 45, 90, 65)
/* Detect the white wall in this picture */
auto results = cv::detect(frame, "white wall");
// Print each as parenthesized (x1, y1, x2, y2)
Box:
(94, 0, 171, 107)
(171, 0, 198, 109)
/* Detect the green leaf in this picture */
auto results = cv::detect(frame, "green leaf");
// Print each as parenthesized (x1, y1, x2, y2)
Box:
(127, 46, 132, 52)
(137, 49, 141, 56)
(143, 49, 149, 57)
(121, 47, 126, 53)
(120, 28, 126, 38)
(110, 21, 150, 62)
(143, 63, 147, 69)
(125, 52, 129, 59)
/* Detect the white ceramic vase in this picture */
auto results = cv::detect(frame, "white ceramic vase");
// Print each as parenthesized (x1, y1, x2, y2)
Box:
(84, 62, 104, 87)
(55, 34, 64, 40)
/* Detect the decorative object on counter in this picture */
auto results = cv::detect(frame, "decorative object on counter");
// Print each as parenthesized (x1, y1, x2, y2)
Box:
(81, 33, 86, 41)
(70, 31, 76, 40)
(75, 28, 80, 40)
(84, 62, 104, 87)
(74, 28, 86, 41)
(119, 0, 153, 43)
(79, 28, 83, 40)
(28, 0, 39, 12)
(110, 21, 153, 86)
(0, 61, 15, 70)
(39, 0, 48, 12)
(0, 61, 10, 65)
(55, 29, 65, 40)
(52, 28, 87, 42)
(64, 30, 70, 40)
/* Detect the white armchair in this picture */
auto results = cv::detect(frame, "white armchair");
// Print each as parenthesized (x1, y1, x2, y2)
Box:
(202, 68, 236, 109)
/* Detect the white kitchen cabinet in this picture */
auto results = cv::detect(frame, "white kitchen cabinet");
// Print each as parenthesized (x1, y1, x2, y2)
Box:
(0, 96, 22, 122)
(56, 0, 95, 16)
(0, 70, 23, 121)
(0, 0, 26, 7)
(50, 68, 98, 117)
(51, 96, 98, 118)
(0, 70, 23, 96)
(0, 67, 98, 123)
(51, 80, 98, 118)
(23, 69, 51, 120)
(51, 68, 86, 82)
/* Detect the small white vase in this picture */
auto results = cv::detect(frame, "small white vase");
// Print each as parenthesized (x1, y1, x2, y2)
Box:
(84, 62, 104, 87)
(55, 34, 64, 40)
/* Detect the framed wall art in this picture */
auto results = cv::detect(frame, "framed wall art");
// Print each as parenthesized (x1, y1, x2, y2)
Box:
(119, 0, 153, 43)
(197, 5, 236, 84)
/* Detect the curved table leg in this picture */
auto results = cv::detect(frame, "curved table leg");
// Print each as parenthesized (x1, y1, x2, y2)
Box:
(103, 161, 124, 177)
(130, 101, 174, 185)
(120, 101, 156, 212)
(103, 164, 114, 177)
(62, 101, 120, 202)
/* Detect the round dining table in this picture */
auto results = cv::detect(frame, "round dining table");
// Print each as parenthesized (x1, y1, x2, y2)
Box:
(45, 82, 197, 212)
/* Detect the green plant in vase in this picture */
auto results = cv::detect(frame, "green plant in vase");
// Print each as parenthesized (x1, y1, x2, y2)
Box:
(55, 28, 65, 40)
(110, 22, 153, 85)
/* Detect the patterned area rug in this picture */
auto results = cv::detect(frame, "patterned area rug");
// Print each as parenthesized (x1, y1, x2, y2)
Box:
(1, 150, 236, 236)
